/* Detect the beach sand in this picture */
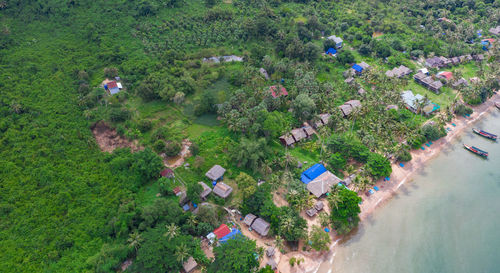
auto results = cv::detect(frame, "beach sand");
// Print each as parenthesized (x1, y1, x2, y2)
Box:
(265, 93, 500, 273)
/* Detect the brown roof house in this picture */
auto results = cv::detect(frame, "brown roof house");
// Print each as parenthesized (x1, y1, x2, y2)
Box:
(307, 171, 342, 198)
(313, 113, 331, 128)
(199, 182, 212, 200)
(212, 182, 233, 199)
(291, 128, 307, 142)
(266, 246, 276, 257)
(243, 213, 257, 226)
(306, 207, 318, 217)
(251, 218, 270, 236)
(183, 257, 198, 273)
(206, 165, 226, 182)
(302, 126, 315, 137)
(314, 201, 324, 211)
(339, 100, 362, 117)
(279, 134, 296, 146)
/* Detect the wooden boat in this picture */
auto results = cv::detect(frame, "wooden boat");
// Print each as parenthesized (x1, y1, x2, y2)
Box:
(496, 102, 500, 110)
(473, 128, 498, 140)
(463, 144, 488, 158)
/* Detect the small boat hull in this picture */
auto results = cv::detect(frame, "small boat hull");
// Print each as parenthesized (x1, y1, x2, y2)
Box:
(473, 128, 498, 140)
(464, 144, 488, 158)
(496, 102, 500, 110)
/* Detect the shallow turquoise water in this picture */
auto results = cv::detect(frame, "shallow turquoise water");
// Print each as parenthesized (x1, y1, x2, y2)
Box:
(319, 111, 500, 273)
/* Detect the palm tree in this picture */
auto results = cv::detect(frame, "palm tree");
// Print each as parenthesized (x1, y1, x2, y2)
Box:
(274, 235, 284, 251)
(327, 189, 341, 210)
(127, 231, 143, 252)
(187, 215, 198, 227)
(164, 223, 179, 240)
(175, 243, 190, 263)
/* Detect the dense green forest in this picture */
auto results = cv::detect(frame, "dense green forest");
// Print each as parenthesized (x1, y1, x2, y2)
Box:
(1, 0, 500, 272)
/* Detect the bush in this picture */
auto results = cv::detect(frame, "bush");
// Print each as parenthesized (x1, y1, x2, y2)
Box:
(153, 140, 165, 153)
(158, 177, 174, 196)
(165, 141, 182, 157)
(138, 119, 152, 132)
(454, 104, 473, 116)
(337, 50, 355, 65)
(328, 153, 346, 171)
(421, 124, 446, 141)
(397, 149, 412, 162)
(109, 108, 131, 122)
(366, 153, 392, 178)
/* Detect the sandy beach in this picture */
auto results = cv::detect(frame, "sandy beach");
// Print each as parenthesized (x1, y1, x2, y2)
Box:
(256, 93, 500, 273)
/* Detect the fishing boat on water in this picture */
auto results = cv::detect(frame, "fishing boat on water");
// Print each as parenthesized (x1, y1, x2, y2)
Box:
(496, 101, 500, 110)
(463, 144, 488, 158)
(473, 128, 498, 140)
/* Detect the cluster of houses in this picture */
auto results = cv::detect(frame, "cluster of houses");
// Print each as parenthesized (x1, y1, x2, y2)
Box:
(279, 126, 315, 146)
(344, 62, 371, 85)
(385, 65, 412, 78)
(425, 54, 483, 69)
(103, 77, 124, 95)
(401, 90, 439, 115)
(243, 213, 270, 237)
(413, 71, 444, 93)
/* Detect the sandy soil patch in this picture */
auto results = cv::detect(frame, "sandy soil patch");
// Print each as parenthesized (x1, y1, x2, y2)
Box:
(91, 121, 142, 153)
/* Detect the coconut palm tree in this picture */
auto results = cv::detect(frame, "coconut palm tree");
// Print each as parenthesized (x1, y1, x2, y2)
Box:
(164, 223, 179, 241)
(127, 231, 143, 252)
(327, 189, 341, 210)
(186, 215, 198, 227)
(175, 243, 190, 263)
(274, 235, 284, 252)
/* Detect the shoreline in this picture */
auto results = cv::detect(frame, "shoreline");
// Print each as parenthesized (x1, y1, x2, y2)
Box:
(271, 93, 500, 273)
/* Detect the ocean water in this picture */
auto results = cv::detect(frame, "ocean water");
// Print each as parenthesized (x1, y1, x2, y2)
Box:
(318, 111, 500, 273)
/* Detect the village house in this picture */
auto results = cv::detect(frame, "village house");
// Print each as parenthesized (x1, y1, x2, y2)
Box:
(344, 77, 355, 85)
(313, 113, 331, 129)
(489, 26, 500, 36)
(269, 85, 288, 98)
(279, 134, 295, 146)
(259, 68, 269, 80)
(183, 257, 198, 273)
(243, 213, 257, 226)
(437, 71, 453, 83)
(303, 126, 314, 137)
(290, 128, 307, 142)
(160, 168, 174, 178)
(413, 72, 443, 93)
(339, 100, 362, 117)
(425, 56, 443, 68)
(206, 165, 226, 182)
(325, 47, 337, 56)
(452, 78, 468, 88)
(251, 218, 270, 236)
(266, 246, 275, 257)
(385, 65, 412, 78)
(199, 182, 212, 200)
(306, 171, 342, 198)
(327, 35, 343, 48)
(104, 80, 123, 95)
(202, 55, 243, 63)
(212, 182, 233, 199)
(401, 90, 439, 115)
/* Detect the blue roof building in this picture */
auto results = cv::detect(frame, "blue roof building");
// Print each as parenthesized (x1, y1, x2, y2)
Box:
(301, 163, 327, 184)
(219, 229, 243, 244)
(352, 64, 363, 73)
(325, 48, 337, 55)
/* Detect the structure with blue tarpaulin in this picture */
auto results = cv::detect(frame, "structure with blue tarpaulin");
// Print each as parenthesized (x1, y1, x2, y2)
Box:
(301, 163, 327, 184)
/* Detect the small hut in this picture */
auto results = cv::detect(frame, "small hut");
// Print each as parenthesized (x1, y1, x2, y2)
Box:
(212, 182, 233, 199)
(251, 218, 270, 236)
(243, 213, 257, 226)
(199, 182, 212, 200)
(183, 257, 197, 273)
(205, 165, 226, 182)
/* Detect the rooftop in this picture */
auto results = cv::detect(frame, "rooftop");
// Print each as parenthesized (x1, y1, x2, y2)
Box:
(307, 171, 342, 198)
(205, 165, 226, 181)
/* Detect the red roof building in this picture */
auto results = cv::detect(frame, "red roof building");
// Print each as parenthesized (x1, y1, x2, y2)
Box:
(107, 81, 118, 89)
(438, 71, 453, 81)
(269, 85, 288, 98)
(160, 168, 174, 178)
(213, 224, 231, 239)
(173, 186, 181, 196)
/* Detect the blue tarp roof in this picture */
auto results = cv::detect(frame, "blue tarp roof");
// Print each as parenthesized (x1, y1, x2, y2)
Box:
(219, 229, 243, 244)
(352, 64, 363, 72)
(325, 48, 337, 55)
(301, 163, 327, 184)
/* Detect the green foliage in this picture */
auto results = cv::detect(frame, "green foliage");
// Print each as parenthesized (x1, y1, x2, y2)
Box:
(454, 104, 473, 116)
(208, 237, 259, 273)
(278, 207, 307, 242)
(337, 50, 355, 65)
(329, 188, 362, 235)
(309, 225, 331, 251)
(165, 140, 182, 157)
(133, 228, 206, 273)
(328, 152, 347, 171)
(231, 137, 270, 171)
(366, 153, 392, 178)
(421, 124, 446, 141)
(187, 182, 203, 205)
(292, 93, 316, 121)
(396, 149, 412, 162)
(236, 172, 258, 200)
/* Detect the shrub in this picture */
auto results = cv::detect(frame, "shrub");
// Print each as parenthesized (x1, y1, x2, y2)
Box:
(138, 119, 152, 132)
(397, 149, 412, 162)
(454, 104, 473, 116)
(153, 140, 165, 153)
(165, 140, 182, 157)
(366, 153, 392, 178)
